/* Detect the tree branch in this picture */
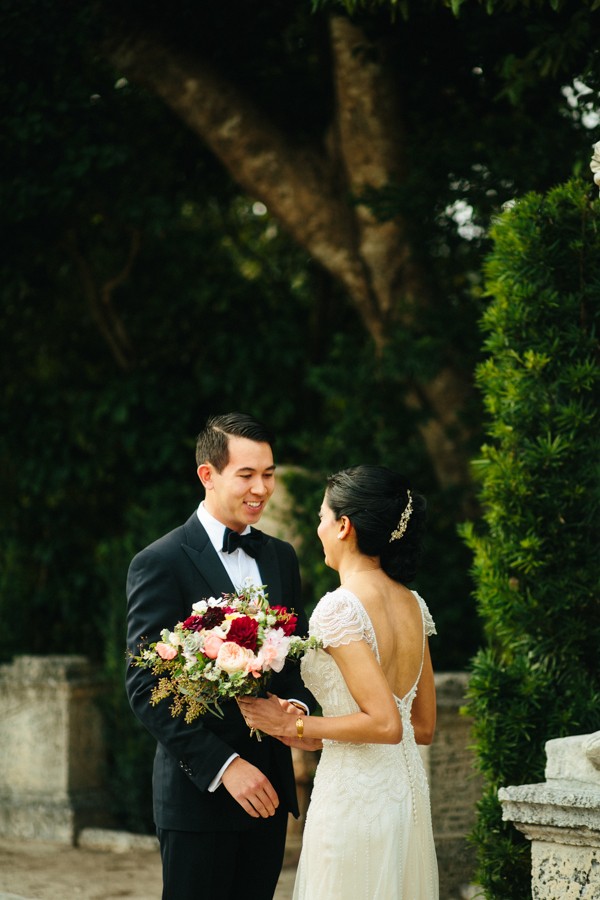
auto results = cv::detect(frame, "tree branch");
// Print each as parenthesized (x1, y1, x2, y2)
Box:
(329, 15, 425, 329)
(104, 30, 378, 317)
(65, 229, 137, 370)
(103, 22, 475, 492)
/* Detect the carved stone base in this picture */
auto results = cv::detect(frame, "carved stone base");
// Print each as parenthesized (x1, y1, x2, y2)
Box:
(531, 840, 600, 899)
(499, 731, 600, 899)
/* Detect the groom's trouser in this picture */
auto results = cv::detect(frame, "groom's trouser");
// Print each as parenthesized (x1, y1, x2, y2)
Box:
(157, 802, 288, 900)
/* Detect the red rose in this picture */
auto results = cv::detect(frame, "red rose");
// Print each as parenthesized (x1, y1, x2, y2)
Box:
(281, 614, 298, 637)
(183, 615, 204, 632)
(270, 605, 288, 617)
(270, 606, 298, 637)
(227, 616, 259, 651)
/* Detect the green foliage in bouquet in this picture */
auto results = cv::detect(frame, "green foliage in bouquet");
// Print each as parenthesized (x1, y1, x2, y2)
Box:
(462, 178, 600, 898)
(130, 584, 320, 726)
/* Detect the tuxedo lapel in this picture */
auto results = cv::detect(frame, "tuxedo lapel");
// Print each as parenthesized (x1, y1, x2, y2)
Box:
(179, 512, 283, 604)
(180, 513, 236, 596)
(256, 538, 283, 606)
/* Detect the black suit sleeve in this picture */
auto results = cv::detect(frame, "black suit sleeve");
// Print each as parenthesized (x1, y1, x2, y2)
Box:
(126, 546, 239, 792)
(126, 531, 316, 794)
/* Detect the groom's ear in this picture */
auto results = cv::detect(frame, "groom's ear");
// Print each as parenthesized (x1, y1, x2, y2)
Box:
(197, 463, 213, 490)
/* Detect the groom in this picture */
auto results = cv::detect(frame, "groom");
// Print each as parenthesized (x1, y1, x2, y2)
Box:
(126, 412, 315, 900)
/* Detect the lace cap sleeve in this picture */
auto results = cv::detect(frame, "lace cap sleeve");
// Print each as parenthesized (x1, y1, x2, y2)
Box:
(309, 588, 366, 648)
(413, 590, 437, 636)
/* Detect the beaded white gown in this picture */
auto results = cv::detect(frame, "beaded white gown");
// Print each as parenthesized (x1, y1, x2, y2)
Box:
(293, 587, 439, 900)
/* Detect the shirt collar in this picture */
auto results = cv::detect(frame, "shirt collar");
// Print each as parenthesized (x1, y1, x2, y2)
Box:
(197, 501, 251, 553)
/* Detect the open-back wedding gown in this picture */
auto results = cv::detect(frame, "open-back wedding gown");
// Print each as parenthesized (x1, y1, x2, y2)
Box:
(293, 586, 439, 900)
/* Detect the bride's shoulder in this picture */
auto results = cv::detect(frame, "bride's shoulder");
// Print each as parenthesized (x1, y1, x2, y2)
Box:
(309, 587, 366, 645)
(313, 586, 361, 616)
(410, 589, 437, 636)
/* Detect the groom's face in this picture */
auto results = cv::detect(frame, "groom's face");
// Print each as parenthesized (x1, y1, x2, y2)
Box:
(198, 435, 276, 533)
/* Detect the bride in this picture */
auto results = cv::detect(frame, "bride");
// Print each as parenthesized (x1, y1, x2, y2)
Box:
(240, 465, 439, 899)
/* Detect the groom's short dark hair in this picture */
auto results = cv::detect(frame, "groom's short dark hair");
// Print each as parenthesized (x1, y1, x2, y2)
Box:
(195, 412, 274, 471)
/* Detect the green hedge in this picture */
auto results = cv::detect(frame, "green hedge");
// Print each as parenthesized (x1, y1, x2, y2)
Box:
(462, 178, 600, 898)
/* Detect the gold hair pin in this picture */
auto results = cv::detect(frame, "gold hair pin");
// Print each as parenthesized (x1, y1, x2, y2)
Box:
(389, 491, 413, 542)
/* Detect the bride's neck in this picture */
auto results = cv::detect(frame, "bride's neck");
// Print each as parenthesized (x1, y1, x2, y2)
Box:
(339, 557, 381, 585)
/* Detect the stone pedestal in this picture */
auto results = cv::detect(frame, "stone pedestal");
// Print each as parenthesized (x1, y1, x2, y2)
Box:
(0, 655, 111, 844)
(499, 731, 600, 898)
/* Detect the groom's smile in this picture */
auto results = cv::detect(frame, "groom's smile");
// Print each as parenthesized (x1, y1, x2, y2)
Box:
(199, 435, 276, 532)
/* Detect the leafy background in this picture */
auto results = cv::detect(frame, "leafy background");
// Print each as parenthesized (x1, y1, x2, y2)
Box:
(1, 0, 598, 843)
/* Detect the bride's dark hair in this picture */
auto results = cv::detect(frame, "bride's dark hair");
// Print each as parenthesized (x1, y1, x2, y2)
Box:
(325, 465, 426, 584)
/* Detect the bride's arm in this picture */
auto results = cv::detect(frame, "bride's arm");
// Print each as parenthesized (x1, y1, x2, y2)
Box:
(240, 640, 402, 745)
(266, 697, 323, 751)
(411, 639, 436, 745)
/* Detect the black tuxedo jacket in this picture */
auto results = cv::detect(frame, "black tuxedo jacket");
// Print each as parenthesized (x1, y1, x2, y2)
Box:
(126, 511, 315, 833)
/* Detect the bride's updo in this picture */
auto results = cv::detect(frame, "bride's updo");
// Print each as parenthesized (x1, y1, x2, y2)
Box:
(325, 465, 426, 584)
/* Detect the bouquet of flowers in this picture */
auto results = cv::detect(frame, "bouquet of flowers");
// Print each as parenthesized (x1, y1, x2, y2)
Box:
(130, 581, 320, 728)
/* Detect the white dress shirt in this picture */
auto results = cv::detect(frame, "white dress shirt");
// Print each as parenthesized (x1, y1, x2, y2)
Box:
(196, 502, 307, 791)
(197, 502, 262, 592)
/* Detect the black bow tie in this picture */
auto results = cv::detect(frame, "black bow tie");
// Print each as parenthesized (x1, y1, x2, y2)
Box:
(222, 527, 262, 559)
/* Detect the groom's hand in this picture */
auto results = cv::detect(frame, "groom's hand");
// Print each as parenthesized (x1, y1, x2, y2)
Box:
(221, 757, 279, 819)
(278, 697, 306, 715)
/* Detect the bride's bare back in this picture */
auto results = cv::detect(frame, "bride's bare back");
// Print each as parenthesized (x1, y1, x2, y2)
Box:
(343, 570, 428, 700)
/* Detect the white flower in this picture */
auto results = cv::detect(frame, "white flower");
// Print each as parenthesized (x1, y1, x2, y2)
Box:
(160, 628, 180, 646)
(191, 600, 208, 615)
(591, 141, 600, 195)
(257, 628, 290, 673)
(207, 596, 222, 608)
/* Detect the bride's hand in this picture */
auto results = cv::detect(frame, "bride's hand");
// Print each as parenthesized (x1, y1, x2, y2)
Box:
(278, 734, 323, 752)
(238, 693, 292, 738)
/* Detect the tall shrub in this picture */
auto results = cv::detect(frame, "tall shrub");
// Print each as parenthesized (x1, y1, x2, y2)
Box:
(463, 178, 600, 898)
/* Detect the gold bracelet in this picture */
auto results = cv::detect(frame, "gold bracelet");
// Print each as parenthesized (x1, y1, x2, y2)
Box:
(295, 716, 304, 740)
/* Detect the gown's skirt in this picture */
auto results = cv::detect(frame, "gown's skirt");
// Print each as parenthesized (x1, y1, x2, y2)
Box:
(292, 741, 439, 900)
(293, 588, 439, 899)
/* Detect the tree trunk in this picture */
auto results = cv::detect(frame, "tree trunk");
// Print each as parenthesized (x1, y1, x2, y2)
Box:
(104, 16, 474, 492)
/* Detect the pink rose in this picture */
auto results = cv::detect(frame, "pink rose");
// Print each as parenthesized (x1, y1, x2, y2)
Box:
(203, 632, 225, 659)
(258, 629, 290, 673)
(257, 643, 281, 671)
(216, 642, 254, 674)
(244, 654, 263, 678)
(156, 642, 178, 661)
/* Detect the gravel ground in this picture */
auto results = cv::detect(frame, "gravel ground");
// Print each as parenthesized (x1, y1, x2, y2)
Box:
(0, 831, 298, 900)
